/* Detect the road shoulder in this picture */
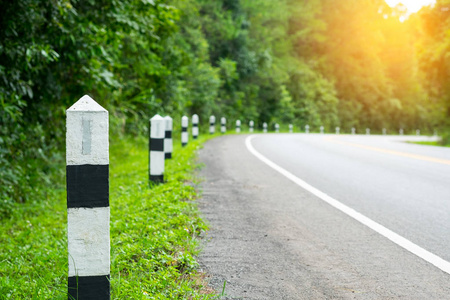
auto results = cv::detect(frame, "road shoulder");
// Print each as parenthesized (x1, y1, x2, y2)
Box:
(198, 134, 450, 299)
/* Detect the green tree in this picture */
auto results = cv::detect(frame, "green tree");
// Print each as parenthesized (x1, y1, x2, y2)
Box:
(416, 0, 450, 138)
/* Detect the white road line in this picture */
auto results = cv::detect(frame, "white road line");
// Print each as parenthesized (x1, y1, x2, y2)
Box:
(246, 135, 450, 275)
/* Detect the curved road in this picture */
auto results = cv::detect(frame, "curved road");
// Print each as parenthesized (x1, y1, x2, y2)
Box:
(198, 134, 450, 299)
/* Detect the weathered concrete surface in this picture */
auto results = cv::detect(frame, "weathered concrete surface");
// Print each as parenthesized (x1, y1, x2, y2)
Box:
(198, 134, 450, 299)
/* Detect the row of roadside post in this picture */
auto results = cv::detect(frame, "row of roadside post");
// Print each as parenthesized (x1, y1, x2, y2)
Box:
(149, 116, 433, 183)
(66, 95, 434, 299)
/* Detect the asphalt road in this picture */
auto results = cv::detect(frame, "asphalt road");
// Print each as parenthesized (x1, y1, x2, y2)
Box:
(198, 133, 450, 299)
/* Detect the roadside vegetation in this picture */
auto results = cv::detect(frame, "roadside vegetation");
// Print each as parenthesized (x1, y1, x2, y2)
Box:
(0, 133, 217, 299)
(409, 141, 450, 148)
(2, 0, 450, 212)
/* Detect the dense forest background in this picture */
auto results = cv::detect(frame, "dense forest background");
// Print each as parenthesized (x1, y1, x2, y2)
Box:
(1, 0, 449, 212)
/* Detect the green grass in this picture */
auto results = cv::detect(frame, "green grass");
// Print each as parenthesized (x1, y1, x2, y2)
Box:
(408, 141, 450, 147)
(0, 133, 217, 299)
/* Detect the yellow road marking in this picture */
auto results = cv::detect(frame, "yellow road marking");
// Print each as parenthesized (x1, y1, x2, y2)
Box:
(325, 137, 450, 166)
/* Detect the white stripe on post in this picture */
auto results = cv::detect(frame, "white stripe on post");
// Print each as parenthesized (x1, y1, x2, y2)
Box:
(236, 120, 241, 133)
(305, 125, 309, 134)
(181, 116, 189, 146)
(289, 124, 293, 133)
(382, 128, 387, 135)
(320, 126, 324, 134)
(150, 114, 165, 183)
(249, 120, 254, 133)
(275, 123, 279, 133)
(209, 115, 215, 134)
(192, 114, 199, 139)
(366, 128, 370, 135)
(221, 117, 226, 134)
(416, 129, 420, 136)
(336, 127, 340, 134)
(263, 122, 267, 133)
(399, 128, 404, 135)
(66, 95, 110, 299)
(164, 116, 173, 159)
(351, 127, 356, 135)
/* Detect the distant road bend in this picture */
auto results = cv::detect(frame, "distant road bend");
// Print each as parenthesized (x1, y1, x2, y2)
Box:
(199, 133, 450, 299)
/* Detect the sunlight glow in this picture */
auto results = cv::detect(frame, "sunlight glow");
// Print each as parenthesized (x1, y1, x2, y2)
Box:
(385, 0, 436, 13)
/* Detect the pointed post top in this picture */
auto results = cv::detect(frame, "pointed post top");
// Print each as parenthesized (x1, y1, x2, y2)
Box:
(67, 95, 107, 112)
(164, 116, 173, 130)
(66, 95, 108, 166)
(150, 114, 165, 138)
(182, 116, 189, 126)
(151, 114, 164, 121)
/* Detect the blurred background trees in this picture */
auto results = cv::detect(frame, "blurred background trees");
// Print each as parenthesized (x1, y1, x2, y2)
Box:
(1, 0, 449, 211)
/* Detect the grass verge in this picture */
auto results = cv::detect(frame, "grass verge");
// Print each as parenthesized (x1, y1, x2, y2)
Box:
(408, 141, 450, 147)
(0, 133, 216, 299)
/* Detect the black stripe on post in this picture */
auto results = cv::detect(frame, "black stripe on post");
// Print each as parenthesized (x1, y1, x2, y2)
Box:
(165, 131, 172, 138)
(68, 275, 110, 300)
(67, 165, 109, 209)
(165, 153, 172, 159)
(150, 138, 164, 152)
(150, 175, 164, 183)
(193, 124, 198, 127)
(182, 127, 188, 132)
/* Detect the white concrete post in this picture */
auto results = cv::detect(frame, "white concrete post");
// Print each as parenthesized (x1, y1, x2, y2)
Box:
(320, 126, 324, 134)
(366, 128, 370, 135)
(336, 127, 340, 134)
(382, 128, 387, 135)
(164, 116, 173, 159)
(434, 130, 438, 137)
(351, 127, 356, 135)
(399, 128, 404, 135)
(150, 114, 165, 183)
(249, 120, 254, 133)
(275, 123, 280, 133)
(263, 122, 268, 133)
(416, 129, 420, 136)
(236, 120, 241, 133)
(66, 95, 110, 299)
(181, 116, 189, 146)
(289, 124, 293, 133)
(305, 125, 310, 134)
(192, 114, 199, 140)
(209, 115, 216, 134)
(220, 117, 226, 134)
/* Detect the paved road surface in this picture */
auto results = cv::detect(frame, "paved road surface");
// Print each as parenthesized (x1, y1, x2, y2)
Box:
(198, 134, 450, 299)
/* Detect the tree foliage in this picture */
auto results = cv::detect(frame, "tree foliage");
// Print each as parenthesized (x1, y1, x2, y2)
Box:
(0, 0, 449, 212)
